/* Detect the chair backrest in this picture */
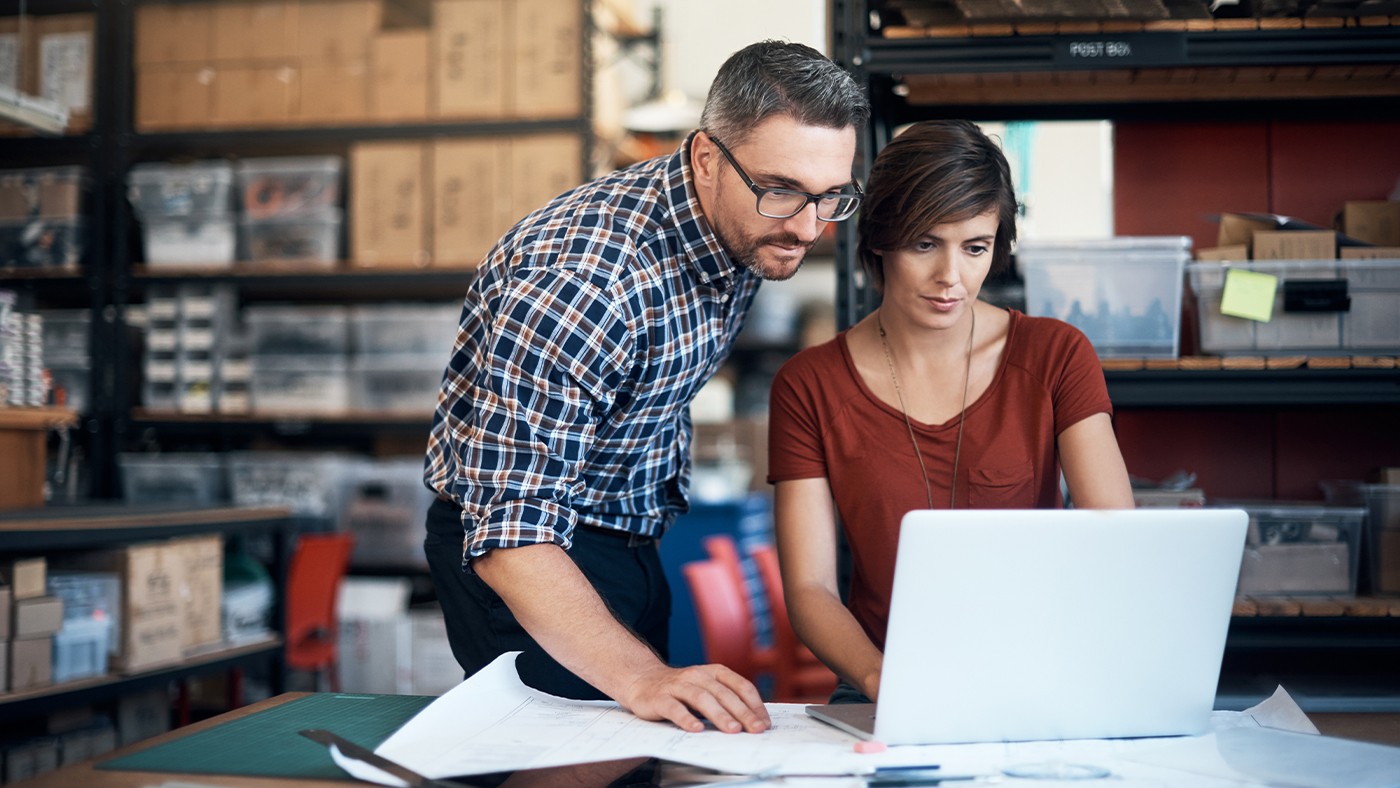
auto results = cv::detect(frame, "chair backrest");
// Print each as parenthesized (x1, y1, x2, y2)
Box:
(682, 559, 757, 680)
(285, 532, 355, 668)
(748, 543, 796, 657)
(750, 542, 838, 701)
(703, 534, 751, 615)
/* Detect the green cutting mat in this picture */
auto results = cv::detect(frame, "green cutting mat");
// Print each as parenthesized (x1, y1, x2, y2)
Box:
(99, 693, 435, 779)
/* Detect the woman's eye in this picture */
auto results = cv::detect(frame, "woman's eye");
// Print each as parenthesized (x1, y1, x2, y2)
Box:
(913, 240, 935, 252)
(966, 244, 990, 256)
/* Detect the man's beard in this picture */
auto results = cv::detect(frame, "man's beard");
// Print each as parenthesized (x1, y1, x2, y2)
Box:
(721, 226, 815, 282)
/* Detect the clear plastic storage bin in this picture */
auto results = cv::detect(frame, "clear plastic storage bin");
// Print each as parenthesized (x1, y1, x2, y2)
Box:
(350, 304, 461, 355)
(244, 305, 350, 355)
(350, 356, 442, 414)
(235, 156, 343, 218)
(227, 451, 352, 519)
(127, 161, 234, 218)
(239, 209, 341, 265)
(118, 453, 226, 505)
(141, 215, 236, 267)
(39, 309, 90, 363)
(343, 458, 436, 568)
(0, 217, 86, 269)
(251, 355, 351, 413)
(0, 166, 89, 219)
(53, 617, 114, 683)
(1189, 259, 1400, 355)
(1019, 236, 1190, 359)
(1321, 481, 1400, 596)
(1234, 502, 1364, 596)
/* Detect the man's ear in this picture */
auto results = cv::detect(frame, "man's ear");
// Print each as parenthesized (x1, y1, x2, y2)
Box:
(691, 131, 720, 189)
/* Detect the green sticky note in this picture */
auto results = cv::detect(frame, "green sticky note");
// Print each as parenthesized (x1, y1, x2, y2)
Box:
(1220, 268, 1278, 322)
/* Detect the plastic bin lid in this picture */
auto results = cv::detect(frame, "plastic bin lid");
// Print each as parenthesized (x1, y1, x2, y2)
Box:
(1016, 236, 1192, 252)
(129, 160, 234, 181)
(235, 156, 344, 175)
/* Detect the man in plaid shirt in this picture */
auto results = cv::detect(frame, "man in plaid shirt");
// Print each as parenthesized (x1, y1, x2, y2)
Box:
(424, 40, 868, 734)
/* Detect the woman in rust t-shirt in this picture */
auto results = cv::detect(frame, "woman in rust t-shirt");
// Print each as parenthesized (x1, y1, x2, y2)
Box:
(767, 120, 1134, 705)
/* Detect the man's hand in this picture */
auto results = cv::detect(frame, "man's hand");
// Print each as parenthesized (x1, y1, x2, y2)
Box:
(475, 543, 770, 734)
(621, 663, 771, 734)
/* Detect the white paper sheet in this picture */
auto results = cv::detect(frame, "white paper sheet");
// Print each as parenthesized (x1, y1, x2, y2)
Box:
(330, 654, 1395, 787)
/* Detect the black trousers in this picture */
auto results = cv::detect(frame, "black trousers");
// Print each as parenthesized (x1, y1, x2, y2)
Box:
(424, 497, 671, 699)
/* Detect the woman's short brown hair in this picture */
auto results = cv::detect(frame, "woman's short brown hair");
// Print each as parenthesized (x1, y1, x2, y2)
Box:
(857, 120, 1018, 290)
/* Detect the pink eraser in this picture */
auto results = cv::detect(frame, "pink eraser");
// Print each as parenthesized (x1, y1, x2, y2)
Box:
(854, 740, 887, 753)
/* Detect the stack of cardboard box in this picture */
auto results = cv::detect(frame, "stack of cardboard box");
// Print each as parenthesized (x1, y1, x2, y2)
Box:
(351, 132, 583, 268)
(135, 0, 582, 130)
(3, 558, 64, 693)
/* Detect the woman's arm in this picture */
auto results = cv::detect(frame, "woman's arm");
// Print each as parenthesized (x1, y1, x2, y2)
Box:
(774, 477, 886, 700)
(1058, 412, 1135, 509)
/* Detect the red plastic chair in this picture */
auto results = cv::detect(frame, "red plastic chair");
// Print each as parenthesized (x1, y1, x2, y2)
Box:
(749, 543, 839, 702)
(702, 536, 777, 677)
(285, 532, 355, 691)
(682, 559, 770, 683)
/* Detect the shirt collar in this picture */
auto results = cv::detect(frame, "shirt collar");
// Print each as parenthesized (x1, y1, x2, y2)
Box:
(665, 131, 743, 288)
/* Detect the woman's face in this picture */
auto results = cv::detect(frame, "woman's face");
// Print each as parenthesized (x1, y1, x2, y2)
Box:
(876, 209, 1000, 331)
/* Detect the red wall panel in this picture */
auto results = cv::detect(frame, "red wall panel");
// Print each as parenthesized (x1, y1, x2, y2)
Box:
(1113, 122, 1270, 252)
(1269, 122, 1400, 229)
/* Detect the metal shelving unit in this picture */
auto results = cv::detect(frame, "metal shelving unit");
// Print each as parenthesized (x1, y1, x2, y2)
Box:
(0, 504, 296, 724)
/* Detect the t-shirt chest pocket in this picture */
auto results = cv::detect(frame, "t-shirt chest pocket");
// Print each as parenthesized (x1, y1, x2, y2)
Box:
(966, 462, 1036, 508)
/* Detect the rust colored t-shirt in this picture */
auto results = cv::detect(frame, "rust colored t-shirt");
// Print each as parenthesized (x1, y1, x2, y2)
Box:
(767, 308, 1112, 650)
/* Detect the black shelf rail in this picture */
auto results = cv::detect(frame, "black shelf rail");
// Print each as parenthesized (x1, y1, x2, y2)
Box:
(860, 27, 1400, 75)
(1106, 367, 1400, 408)
(129, 265, 475, 301)
(128, 410, 433, 437)
(0, 638, 282, 723)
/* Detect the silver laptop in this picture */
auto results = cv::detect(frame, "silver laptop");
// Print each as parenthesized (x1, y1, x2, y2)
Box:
(807, 508, 1248, 745)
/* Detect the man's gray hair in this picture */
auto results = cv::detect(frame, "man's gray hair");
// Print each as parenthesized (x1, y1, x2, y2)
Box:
(700, 40, 869, 149)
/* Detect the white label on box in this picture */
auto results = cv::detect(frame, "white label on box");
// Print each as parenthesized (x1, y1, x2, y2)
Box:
(0, 33, 19, 91)
(40, 32, 91, 112)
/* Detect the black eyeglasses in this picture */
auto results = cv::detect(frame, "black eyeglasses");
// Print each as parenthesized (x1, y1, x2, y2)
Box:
(709, 136, 862, 222)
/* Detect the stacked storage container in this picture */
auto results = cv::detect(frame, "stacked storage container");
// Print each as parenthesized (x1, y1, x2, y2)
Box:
(0, 166, 89, 270)
(142, 284, 240, 413)
(349, 303, 458, 414)
(235, 156, 343, 266)
(1019, 236, 1191, 359)
(128, 161, 236, 267)
(246, 304, 351, 413)
(39, 309, 91, 412)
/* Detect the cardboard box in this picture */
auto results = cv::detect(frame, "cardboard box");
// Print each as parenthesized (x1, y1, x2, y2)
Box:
(1252, 230, 1336, 260)
(135, 3, 213, 65)
(1341, 246, 1400, 260)
(33, 14, 94, 133)
(14, 595, 64, 638)
(298, 0, 382, 64)
(351, 141, 429, 267)
(63, 543, 183, 672)
(211, 65, 298, 127)
(172, 535, 223, 652)
(0, 17, 26, 93)
(11, 636, 53, 691)
(1344, 200, 1400, 248)
(1217, 212, 1274, 251)
(432, 0, 507, 118)
(510, 133, 583, 222)
(431, 137, 511, 267)
(299, 60, 369, 124)
(510, 0, 582, 118)
(370, 30, 430, 121)
(211, 1, 299, 63)
(2, 557, 46, 599)
(1195, 244, 1249, 262)
(135, 67, 215, 131)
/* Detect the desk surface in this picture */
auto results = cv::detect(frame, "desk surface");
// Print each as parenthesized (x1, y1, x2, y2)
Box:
(26, 693, 1400, 787)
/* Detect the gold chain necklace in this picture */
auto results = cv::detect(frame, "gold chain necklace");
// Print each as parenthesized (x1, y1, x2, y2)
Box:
(876, 305, 975, 510)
